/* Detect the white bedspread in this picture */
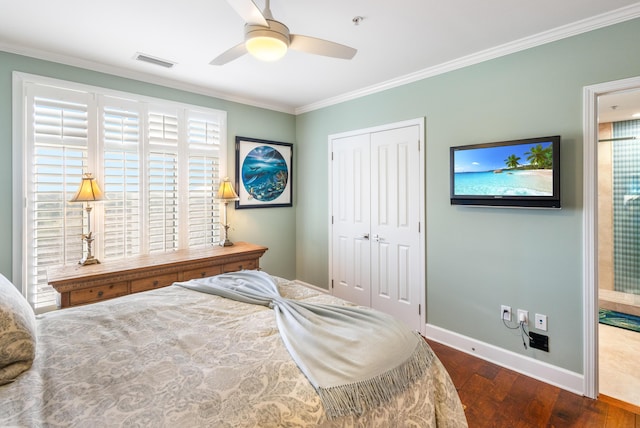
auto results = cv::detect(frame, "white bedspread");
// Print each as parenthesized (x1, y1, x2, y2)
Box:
(0, 276, 467, 427)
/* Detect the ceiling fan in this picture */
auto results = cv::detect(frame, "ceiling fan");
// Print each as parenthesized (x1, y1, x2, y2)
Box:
(211, 0, 357, 65)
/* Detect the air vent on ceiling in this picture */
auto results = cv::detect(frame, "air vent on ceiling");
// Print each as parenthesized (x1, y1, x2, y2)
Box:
(134, 53, 175, 68)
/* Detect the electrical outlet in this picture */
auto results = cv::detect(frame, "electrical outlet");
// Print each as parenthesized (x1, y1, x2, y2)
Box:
(535, 313, 548, 331)
(501, 305, 512, 321)
(517, 309, 528, 324)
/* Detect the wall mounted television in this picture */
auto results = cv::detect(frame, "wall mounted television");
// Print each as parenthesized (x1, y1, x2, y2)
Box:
(450, 135, 561, 209)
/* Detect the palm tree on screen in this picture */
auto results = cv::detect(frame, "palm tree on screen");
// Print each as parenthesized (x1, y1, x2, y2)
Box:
(525, 144, 552, 169)
(504, 154, 520, 169)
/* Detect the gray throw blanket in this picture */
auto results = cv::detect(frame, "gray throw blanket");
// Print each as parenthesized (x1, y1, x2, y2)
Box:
(176, 270, 434, 419)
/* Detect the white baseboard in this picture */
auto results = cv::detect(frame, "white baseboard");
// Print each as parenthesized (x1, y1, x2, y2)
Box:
(293, 279, 330, 294)
(425, 323, 584, 395)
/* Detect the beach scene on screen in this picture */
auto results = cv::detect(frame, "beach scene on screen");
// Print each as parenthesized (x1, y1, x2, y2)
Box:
(453, 141, 554, 196)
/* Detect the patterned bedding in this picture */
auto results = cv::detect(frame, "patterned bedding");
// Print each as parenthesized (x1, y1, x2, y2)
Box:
(0, 276, 467, 427)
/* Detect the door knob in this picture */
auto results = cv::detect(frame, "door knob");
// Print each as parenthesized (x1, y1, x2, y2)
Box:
(362, 233, 370, 240)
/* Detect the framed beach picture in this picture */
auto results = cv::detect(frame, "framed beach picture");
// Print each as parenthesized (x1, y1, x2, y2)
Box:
(235, 136, 293, 209)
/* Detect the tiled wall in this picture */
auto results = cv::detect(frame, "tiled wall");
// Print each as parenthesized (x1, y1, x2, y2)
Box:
(598, 123, 614, 291)
(613, 120, 640, 295)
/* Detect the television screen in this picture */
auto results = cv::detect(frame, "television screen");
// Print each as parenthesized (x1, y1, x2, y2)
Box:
(450, 136, 561, 208)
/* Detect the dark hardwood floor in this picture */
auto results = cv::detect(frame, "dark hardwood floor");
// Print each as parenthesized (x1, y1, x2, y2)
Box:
(426, 339, 640, 427)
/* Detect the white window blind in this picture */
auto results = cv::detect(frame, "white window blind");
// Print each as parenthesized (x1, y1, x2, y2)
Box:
(25, 88, 90, 310)
(101, 99, 141, 259)
(187, 113, 221, 247)
(148, 151, 179, 253)
(20, 78, 227, 312)
(188, 155, 219, 247)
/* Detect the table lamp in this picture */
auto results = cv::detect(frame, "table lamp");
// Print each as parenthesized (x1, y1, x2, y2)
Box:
(70, 173, 104, 265)
(217, 177, 240, 246)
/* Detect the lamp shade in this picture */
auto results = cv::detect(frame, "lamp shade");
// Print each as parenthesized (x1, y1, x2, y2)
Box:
(70, 173, 104, 202)
(217, 178, 239, 201)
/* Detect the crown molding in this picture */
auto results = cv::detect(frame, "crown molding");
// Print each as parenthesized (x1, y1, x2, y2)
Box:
(295, 3, 640, 115)
(2, 2, 639, 116)
(0, 43, 296, 115)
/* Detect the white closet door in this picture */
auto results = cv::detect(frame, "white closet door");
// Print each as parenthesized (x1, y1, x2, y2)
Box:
(330, 120, 424, 332)
(370, 125, 422, 330)
(331, 133, 372, 307)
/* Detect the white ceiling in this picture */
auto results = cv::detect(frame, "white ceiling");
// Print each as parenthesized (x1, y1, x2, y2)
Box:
(1, 0, 639, 114)
(599, 89, 640, 123)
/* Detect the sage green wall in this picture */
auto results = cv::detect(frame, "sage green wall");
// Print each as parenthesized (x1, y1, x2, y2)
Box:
(0, 51, 297, 282)
(3, 18, 639, 375)
(295, 18, 640, 374)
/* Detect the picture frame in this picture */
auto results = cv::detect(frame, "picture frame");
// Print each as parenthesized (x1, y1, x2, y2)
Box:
(235, 136, 293, 209)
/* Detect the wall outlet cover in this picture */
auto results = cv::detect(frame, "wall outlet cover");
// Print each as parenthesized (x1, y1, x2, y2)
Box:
(529, 331, 549, 352)
(534, 313, 548, 331)
(501, 305, 512, 321)
(517, 309, 529, 324)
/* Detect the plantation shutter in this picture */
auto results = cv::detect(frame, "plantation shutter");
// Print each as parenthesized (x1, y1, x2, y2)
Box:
(187, 112, 222, 247)
(148, 110, 180, 253)
(19, 76, 227, 312)
(25, 85, 90, 311)
(100, 97, 142, 259)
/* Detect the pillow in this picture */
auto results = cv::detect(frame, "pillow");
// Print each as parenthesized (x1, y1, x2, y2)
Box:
(0, 273, 36, 385)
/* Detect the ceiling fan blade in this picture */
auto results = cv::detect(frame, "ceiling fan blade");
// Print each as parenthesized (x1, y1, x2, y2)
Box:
(210, 42, 248, 66)
(225, 0, 268, 26)
(289, 34, 357, 60)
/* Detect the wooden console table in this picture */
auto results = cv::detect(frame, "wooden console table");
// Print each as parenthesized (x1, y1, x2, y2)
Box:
(48, 242, 268, 308)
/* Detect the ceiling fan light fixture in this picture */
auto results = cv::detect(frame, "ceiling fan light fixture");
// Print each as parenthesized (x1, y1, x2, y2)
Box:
(245, 21, 290, 62)
(210, 0, 357, 66)
(246, 36, 288, 61)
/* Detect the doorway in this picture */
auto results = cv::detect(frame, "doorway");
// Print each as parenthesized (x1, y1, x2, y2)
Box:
(583, 75, 640, 405)
(329, 118, 426, 333)
(596, 89, 640, 407)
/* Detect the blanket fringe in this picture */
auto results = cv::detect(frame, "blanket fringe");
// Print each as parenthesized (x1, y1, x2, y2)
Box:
(318, 334, 434, 419)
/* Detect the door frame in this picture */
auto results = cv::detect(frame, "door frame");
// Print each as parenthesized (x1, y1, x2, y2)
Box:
(328, 117, 426, 334)
(583, 75, 640, 399)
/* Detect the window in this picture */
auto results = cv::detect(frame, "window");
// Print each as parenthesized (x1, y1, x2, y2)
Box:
(15, 74, 227, 312)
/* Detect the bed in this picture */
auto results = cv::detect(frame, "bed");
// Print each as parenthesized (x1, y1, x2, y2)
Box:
(0, 271, 467, 427)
